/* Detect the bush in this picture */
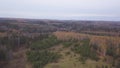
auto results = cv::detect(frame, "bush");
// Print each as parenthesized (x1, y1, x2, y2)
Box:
(27, 35, 61, 68)
(27, 50, 61, 68)
(62, 42, 73, 48)
(30, 35, 60, 50)
(72, 38, 98, 61)
(106, 47, 115, 56)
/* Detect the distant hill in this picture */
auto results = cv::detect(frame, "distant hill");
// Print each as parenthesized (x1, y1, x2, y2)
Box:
(0, 17, 120, 35)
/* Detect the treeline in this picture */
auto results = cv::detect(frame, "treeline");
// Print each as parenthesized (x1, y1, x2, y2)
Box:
(80, 32, 120, 37)
(0, 32, 31, 68)
(0, 35, 29, 50)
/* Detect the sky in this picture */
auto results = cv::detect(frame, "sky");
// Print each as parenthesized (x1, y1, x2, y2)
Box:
(0, 0, 120, 21)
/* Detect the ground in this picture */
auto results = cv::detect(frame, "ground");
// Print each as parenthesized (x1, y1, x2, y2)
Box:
(45, 44, 111, 68)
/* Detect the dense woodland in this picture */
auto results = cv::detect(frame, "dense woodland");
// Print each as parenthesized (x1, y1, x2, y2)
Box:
(0, 18, 120, 68)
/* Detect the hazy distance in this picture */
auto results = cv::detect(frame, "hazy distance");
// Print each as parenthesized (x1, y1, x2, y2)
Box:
(0, 0, 120, 21)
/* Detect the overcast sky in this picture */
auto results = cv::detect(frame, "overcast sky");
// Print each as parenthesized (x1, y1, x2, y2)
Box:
(0, 0, 120, 21)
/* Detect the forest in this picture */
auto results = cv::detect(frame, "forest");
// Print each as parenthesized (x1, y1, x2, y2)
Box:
(0, 18, 120, 68)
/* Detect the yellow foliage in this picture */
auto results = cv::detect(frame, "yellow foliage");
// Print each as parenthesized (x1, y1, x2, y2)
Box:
(53, 31, 120, 56)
